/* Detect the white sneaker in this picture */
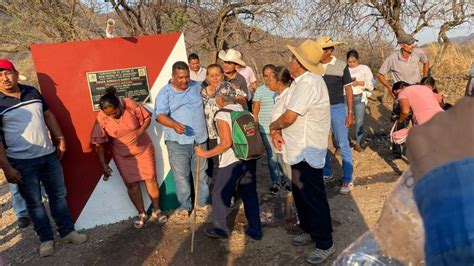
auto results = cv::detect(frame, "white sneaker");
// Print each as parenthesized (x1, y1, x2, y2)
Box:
(306, 244, 336, 264)
(339, 182, 354, 195)
(292, 233, 313, 246)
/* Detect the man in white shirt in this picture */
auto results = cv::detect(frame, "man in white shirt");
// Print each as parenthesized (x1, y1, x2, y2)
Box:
(188, 53, 207, 82)
(270, 40, 334, 264)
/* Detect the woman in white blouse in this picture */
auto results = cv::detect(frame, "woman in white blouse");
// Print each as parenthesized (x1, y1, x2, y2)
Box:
(346, 49, 374, 152)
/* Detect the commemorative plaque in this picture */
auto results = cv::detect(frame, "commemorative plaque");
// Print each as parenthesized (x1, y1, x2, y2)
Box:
(86, 67, 150, 111)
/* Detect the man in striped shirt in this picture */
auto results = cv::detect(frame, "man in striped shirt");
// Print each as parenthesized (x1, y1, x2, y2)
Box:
(0, 59, 87, 257)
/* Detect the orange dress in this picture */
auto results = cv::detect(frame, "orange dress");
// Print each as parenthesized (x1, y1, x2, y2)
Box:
(91, 98, 156, 184)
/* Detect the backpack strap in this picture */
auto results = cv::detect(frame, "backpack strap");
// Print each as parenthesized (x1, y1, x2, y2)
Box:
(217, 108, 233, 113)
(214, 108, 233, 118)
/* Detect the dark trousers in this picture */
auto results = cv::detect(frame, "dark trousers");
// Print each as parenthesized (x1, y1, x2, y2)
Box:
(291, 161, 333, 249)
(10, 152, 75, 242)
(212, 160, 262, 237)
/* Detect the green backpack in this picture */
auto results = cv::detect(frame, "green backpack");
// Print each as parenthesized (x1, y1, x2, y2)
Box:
(216, 108, 265, 160)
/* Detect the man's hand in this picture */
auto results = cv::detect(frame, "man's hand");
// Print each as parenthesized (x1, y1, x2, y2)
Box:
(407, 97, 474, 181)
(4, 165, 22, 184)
(271, 131, 284, 151)
(345, 113, 354, 128)
(172, 122, 186, 134)
(194, 145, 208, 158)
(57, 138, 66, 160)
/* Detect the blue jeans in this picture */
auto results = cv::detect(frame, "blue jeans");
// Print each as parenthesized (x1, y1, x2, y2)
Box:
(260, 133, 280, 183)
(323, 103, 353, 182)
(414, 157, 474, 265)
(8, 183, 28, 218)
(353, 94, 366, 145)
(166, 141, 210, 211)
(9, 152, 75, 242)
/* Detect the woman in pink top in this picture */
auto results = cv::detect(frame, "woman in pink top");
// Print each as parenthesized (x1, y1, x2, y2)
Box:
(91, 88, 167, 228)
(392, 82, 443, 125)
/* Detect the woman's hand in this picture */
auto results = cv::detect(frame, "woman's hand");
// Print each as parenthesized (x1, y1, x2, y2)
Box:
(102, 165, 113, 181)
(136, 128, 145, 138)
(194, 145, 209, 158)
(132, 128, 145, 144)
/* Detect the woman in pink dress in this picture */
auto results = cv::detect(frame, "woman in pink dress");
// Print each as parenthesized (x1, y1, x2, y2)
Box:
(91, 88, 166, 228)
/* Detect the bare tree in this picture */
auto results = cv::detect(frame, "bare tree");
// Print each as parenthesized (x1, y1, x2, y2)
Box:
(105, 0, 193, 36)
(431, 0, 474, 72)
(187, 1, 293, 63)
(302, 0, 473, 71)
(0, 0, 107, 53)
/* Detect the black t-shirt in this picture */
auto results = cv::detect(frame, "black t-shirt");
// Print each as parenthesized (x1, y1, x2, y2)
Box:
(322, 59, 352, 105)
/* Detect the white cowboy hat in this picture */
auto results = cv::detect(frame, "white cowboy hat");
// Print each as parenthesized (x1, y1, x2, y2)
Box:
(287, 40, 324, 75)
(218, 49, 246, 67)
(315, 36, 344, 48)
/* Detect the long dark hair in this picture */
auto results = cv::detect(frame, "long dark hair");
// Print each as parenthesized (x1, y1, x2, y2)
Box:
(99, 87, 121, 110)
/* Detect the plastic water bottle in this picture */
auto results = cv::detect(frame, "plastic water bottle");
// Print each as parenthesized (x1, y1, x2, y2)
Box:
(333, 169, 425, 265)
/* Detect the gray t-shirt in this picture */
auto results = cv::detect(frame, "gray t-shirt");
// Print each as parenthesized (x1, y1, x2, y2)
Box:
(378, 48, 428, 84)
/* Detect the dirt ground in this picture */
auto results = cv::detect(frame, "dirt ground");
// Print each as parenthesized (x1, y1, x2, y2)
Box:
(0, 92, 408, 265)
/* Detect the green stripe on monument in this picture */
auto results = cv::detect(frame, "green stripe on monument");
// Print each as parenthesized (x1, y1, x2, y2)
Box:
(159, 171, 180, 211)
(147, 170, 179, 213)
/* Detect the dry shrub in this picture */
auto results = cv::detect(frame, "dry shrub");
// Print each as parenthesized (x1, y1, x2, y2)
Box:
(426, 43, 473, 103)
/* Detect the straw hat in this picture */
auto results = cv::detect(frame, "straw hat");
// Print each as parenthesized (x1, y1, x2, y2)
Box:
(218, 49, 246, 67)
(287, 40, 324, 75)
(315, 36, 344, 48)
